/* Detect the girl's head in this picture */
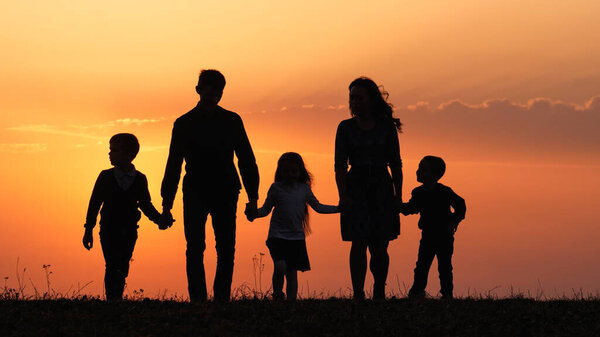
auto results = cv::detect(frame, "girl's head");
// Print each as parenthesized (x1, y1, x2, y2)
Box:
(275, 152, 312, 186)
(274, 152, 313, 235)
(348, 77, 402, 132)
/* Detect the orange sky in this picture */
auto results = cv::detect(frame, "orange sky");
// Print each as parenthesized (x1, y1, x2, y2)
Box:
(1, 0, 600, 299)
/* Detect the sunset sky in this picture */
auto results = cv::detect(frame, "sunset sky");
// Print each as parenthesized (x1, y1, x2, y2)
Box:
(1, 0, 599, 299)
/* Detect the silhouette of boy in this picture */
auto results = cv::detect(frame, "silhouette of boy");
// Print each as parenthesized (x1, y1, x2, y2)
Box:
(82, 133, 164, 301)
(400, 155, 466, 299)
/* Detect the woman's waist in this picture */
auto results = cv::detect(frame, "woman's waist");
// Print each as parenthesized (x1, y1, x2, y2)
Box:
(348, 165, 389, 175)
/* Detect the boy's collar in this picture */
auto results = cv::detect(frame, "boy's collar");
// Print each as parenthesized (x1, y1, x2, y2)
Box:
(114, 165, 136, 176)
(421, 182, 440, 191)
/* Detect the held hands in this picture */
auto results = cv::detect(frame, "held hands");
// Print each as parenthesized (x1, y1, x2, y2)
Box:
(339, 194, 353, 212)
(244, 200, 257, 222)
(82, 227, 93, 250)
(158, 209, 175, 230)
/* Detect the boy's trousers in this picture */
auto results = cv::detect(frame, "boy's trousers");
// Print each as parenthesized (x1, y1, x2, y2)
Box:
(100, 226, 138, 300)
(411, 230, 454, 296)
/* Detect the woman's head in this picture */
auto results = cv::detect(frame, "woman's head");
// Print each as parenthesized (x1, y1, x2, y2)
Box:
(275, 152, 312, 186)
(348, 77, 402, 132)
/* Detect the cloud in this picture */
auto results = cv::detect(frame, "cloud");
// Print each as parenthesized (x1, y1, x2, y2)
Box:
(7, 116, 171, 140)
(398, 95, 600, 158)
(0, 143, 48, 153)
(301, 104, 315, 109)
(7, 124, 105, 140)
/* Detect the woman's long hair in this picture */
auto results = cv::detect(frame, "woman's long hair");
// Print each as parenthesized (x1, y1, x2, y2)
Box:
(274, 152, 313, 235)
(349, 77, 402, 132)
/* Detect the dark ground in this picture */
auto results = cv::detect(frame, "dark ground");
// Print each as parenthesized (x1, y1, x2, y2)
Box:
(1, 298, 599, 337)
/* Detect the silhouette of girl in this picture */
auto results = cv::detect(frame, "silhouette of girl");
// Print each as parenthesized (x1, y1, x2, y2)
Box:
(335, 77, 403, 299)
(250, 152, 339, 300)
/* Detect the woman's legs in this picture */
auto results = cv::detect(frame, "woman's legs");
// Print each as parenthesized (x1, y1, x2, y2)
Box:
(272, 260, 286, 300)
(368, 240, 390, 299)
(350, 241, 368, 299)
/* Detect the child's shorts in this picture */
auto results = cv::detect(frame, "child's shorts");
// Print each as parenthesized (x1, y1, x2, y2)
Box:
(266, 238, 311, 272)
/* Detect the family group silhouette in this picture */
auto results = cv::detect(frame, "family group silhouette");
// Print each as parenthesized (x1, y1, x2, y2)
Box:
(83, 70, 466, 302)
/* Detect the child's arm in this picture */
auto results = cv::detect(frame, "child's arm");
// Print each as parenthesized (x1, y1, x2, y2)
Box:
(449, 190, 466, 232)
(305, 186, 339, 214)
(399, 189, 420, 215)
(254, 185, 276, 219)
(83, 172, 106, 250)
(137, 174, 163, 226)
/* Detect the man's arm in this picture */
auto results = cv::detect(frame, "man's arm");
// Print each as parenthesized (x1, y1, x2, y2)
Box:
(234, 116, 259, 203)
(161, 121, 184, 212)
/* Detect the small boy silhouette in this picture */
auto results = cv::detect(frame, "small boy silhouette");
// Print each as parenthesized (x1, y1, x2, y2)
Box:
(82, 133, 168, 301)
(400, 155, 466, 299)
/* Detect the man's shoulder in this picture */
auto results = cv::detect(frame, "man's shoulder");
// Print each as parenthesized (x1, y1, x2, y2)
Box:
(217, 106, 243, 123)
(174, 108, 196, 124)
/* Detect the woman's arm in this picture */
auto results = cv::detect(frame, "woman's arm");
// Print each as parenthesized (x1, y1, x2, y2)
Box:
(387, 123, 403, 203)
(334, 121, 351, 208)
(391, 166, 403, 203)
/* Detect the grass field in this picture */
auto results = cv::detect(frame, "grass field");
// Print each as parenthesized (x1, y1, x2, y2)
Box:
(1, 297, 599, 337)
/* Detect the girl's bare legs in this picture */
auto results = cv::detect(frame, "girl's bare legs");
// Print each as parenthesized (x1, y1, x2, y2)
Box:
(285, 269, 298, 301)
(350, 241, 368, 299)
(272, 260, 286, 300)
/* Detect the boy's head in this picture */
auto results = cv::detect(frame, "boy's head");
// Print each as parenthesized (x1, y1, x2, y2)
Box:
(417, 155, 446, 184)
(195, 69, 226, 109)
(109, 133, 139, 168)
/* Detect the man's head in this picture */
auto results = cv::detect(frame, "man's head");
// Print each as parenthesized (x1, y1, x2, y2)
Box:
(195, 69, 226, 110)
(109, 133, 139, 168)
(417, 155, 446, 184)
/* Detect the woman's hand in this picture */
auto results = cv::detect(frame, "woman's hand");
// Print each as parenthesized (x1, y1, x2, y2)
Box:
(339, 194, 354, 212)
(393, 195, 403, 212)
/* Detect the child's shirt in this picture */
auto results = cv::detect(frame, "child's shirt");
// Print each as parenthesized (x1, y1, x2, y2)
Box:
(403, 183, 466, 232)
(256, 182, 338, 240)
(85, 167, 161, 231)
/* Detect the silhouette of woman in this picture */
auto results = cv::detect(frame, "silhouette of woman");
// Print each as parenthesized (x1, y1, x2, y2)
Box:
(335, 77, 403, 299)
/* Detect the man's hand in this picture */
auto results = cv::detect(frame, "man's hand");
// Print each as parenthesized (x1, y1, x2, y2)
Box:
(244, 200, 257, 222)
(82, 228, 93, 250)
(159, 210, 175, 230)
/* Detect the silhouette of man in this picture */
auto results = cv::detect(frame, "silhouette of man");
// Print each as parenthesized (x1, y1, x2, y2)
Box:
(161, 69, 259, 302)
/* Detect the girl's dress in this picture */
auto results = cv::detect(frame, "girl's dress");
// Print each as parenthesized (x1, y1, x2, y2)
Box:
(256, 181, 338, 271)
(334, 118, 402, 242)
